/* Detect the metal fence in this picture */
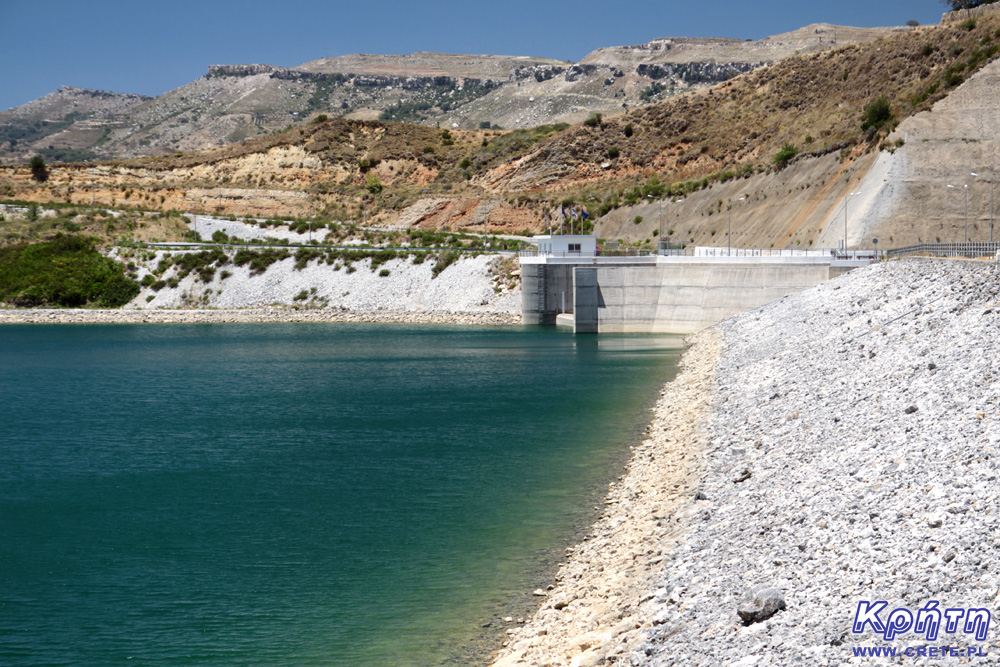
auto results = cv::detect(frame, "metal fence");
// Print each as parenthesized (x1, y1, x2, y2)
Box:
(518, 249, 653, 258)
(885, 243, 1000, 259)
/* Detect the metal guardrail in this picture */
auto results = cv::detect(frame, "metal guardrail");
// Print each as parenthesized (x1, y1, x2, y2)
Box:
(885, 242, 1000, 259)
(519, 249, 653, 258)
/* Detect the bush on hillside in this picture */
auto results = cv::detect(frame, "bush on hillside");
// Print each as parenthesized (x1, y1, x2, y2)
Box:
(773, 143, 798, 169)
(861, 95, 895, 132)
(29, 156, 48, 182)
(0, 235, 139, 308)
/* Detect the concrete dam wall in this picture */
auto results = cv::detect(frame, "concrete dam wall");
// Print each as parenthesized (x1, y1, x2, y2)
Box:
(522, 258, 857, 333)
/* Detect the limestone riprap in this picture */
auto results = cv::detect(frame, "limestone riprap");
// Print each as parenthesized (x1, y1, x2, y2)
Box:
(638, 258, 1000, 666)
(493, 257, 1000, 667)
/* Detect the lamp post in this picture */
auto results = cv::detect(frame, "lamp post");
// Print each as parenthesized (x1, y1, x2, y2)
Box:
(844, 190, 861, 256)
(972, 172, 994, 244)
(947, 183, 969, 243)
(647, 194, 663, 240)
(727, 196, 745, 256)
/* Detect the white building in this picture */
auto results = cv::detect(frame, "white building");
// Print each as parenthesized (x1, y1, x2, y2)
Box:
(527, 235, 598, 257)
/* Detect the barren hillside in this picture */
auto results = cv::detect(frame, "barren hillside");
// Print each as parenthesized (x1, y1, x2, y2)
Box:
(3, 8, 1000, 251)
(0, 24, 901, 164)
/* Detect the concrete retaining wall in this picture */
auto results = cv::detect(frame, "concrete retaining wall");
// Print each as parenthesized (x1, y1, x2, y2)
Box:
(575, 261, 840, 333)
(520, 263, 575, 325)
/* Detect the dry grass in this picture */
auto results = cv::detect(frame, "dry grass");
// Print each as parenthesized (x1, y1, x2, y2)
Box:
(489, 13, 1000, 199)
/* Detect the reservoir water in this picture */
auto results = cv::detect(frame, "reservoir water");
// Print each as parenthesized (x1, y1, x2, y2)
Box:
(0, 323, 681, 665)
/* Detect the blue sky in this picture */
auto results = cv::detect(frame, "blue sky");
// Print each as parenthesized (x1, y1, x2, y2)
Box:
(1, 0, 946, 112)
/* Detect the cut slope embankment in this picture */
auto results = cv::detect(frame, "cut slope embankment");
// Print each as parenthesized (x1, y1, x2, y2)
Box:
(493, 258, 1000, 666)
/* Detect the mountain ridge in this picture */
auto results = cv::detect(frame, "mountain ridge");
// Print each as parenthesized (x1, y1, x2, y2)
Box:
(0, 23, 906, 164)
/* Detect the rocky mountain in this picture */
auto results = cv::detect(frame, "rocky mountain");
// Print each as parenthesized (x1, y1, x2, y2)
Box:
(5, 7, 998, 254)
(0, 24, 901, 164)
(0, 87, 152, 164)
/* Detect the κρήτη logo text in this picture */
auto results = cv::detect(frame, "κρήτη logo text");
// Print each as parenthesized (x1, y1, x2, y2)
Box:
(853, 601, 991, 642)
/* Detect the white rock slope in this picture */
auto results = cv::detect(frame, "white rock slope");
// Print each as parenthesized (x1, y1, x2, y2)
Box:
(641, 258, 1000, 665)
(494, 258, 1000, 667)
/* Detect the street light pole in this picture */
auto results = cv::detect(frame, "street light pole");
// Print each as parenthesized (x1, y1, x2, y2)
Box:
(844, 190, 861, 256)
(647, 194, 662, 249)
(948, 184, 969, 243)
(727, 196, 745, 256)
(973, 172, 993, 244)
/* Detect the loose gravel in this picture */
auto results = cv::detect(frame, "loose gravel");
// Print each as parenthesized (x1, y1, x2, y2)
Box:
(493, 258, 1000, 667)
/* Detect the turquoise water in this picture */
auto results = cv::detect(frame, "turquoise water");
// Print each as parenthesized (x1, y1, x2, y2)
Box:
(0, 323, 681, 665)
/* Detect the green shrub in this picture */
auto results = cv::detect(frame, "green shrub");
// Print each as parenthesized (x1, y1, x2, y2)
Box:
(0, 235, 139, 308)
(233, 248, 290, 275)
(633, 215, 643, 224)
(773, 143, 797, 169)
(379, 268, 390, 277)
(861, 95, 894, 131)
(29, 156, 48, 182)
(431, 250, 460, 278)
(623, 123, 634, 138)
(583, 113, 602, 127)
(607, 146, 620, 159)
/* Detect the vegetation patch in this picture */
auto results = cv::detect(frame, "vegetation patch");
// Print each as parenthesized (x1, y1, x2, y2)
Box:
(0, 235, 139, 307)
(233, 248, 291, 275)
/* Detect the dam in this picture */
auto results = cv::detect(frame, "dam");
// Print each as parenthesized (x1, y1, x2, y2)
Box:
(520, 236, 872, 334)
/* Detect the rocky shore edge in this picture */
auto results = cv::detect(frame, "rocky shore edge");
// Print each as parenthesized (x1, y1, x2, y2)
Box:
(0, 308, 523, 326)
(492, 327, 722, 667)
(493, 257, 1000, 667)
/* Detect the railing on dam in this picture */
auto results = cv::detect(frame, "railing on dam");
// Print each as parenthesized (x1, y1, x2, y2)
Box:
(692, 247, 881, 259)
(519, 249, 654, 259)
(885, 242, 1000, 259)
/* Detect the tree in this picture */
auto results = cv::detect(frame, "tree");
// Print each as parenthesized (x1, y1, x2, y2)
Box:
(29, 155, 48, 182)
(862, 95, 894, 132)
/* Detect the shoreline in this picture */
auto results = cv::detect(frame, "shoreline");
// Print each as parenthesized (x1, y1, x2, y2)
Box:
(489, 258, 1000, 665)
(0, 308, 523, 326)
(491, 327, 722, 667)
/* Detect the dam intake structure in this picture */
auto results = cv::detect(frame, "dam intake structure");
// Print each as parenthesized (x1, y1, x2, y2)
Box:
(519, 238, 876, 334)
